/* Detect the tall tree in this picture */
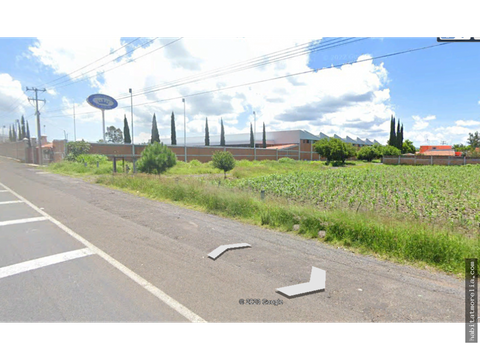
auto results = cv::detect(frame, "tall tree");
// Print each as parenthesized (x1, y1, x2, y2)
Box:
(262, 122, 266, 148)
(123, 115, 131, 144)
(399, 123, 404, 150)
(467, 131, 480, 149)
(205, 117, 210, 146)
(250, 123, 254, 147)
(20, 115, 26, 140)
(151, 113, 160, 143)
(12, 124, 17, 141)
(220, 118, 225, 146)
(171, 112, 177, 145)
(105, 126, 124, 143)
(26, 121, 31, 147)
(396, 120, 401, 149)
(388, 115, 396, 148)
(9, 125, 12, 142)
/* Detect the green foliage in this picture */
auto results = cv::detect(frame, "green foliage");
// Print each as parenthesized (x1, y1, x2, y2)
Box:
(381, 145, 402, 156)
(467, 131, 480, 148)
(212, 151, 236, 178)
(76, 154, 109, 165)
(262, 122, 266, 148)
(250, 123, 254, 148)
(137, 142, 177, 174)
(105, 126, 123, 143)
(171, 112, 177, 145)
(123, 115, 131, 144)
(189, 159, 202, 166)
(402, 139, 416, 154)
(151, 113, 160, 143)
(205, 118, 210, 146)
(66, 140, 91, 161)
(313, 138, 356, 164)
(220, 118, 225, 146)
(357, 146, 381, 162)
(278, 157, 295, 163)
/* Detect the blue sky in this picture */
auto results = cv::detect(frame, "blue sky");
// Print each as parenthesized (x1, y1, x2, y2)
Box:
(1, 37, 479, 147)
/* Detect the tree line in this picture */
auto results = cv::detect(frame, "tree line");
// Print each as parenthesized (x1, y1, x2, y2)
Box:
(7, 115, 32, 146)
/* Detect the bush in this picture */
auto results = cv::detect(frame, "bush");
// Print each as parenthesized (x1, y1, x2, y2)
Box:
(313, 138, 357, 164)
(66, 140, 91, 161)
(381, 145, 402, 156)
(357, 146, 381, 162)
(76, 154, 109, 165)
(189, 159, 202, 166)
(278, 157, 295, 163)
(136, 142, 177, 174)
(212, 151, 236, 179)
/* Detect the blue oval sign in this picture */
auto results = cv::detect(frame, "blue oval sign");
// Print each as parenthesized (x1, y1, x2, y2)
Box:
(87, 94, 118, 110)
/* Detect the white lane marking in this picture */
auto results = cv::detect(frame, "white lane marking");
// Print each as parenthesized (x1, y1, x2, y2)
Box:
(0, 201, 23, 205)
(0, 181, 206, 323)
(0, 248, 94, 280)
(0, 190, 8, 193)
(0, 217, 47, 227)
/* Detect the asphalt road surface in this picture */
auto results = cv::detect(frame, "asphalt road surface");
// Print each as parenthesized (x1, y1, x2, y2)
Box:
(0, 156, 465, 322)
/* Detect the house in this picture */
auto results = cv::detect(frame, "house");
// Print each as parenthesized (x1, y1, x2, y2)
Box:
(418, 145, 456, 156)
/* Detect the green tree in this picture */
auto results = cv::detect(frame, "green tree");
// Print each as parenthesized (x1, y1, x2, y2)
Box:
(12, 124, 17, 141)
(399, 124, 404, 150)
(388, 115, 396, 148)
(66, 140, 91, 161)
(171, 112, 177, 145)
(396, 120, 402, 149)
(467, 131, 480, 149)
(205, 118, 210, 146)
(123, 115, 131, 144)
(382, 145, 402, 156)
(9, 126, 12, 142)
(402, 139, 416, 154)
(220, 118, 225, 146)
(357, 146, 381, 162)
(262, 122, 266, 148)
(250, 123, 254, 148)
(313, 137, 355, 164)
(105, 126, 123, 143)
(151, 113, 160, 143)
(136, 142, 177, 174)
(20, 115, 26, 140)
(212, 150, 235, 179)
(26, 121, 31, 147)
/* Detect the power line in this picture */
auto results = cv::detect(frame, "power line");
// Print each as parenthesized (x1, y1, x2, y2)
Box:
(43, 38, 362, 115)
(40, 37, 142, 88)
(48, 37, 176, 90)
(45, 42, 450, 120)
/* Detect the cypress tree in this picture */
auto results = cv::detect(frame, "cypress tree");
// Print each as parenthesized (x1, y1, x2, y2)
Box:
(171, 112, 177, 145)
(26, 121, 31, 147)
(9, 126, 12, 142)
(399, 123, 404, 151)
(220, 119, 227, 146)
(205, 118, 210, 146)
(262, 122, 266, 148)
(123, 115, 131, 144)
(388, 115, 396, 147)
(396, 120, 401, 150)
(151, 113, 160, 143)
(20, 115, 26, 140)
(12, 125, 17, 141)
(250, 123, 254, 147)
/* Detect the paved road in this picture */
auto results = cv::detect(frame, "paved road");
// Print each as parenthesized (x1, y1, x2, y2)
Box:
(0, 157, 465, 322)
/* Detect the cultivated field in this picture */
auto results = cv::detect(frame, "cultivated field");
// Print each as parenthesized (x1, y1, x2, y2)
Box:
(233, 164, 480, 236)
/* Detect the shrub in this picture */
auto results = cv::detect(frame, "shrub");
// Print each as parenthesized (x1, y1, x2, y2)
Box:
(313, 138, 356, 164)
(381, 145, 402, 156)
(76, 154, 109, 164)
(278, 157, 295, 163)
(189, 159, 202, 166)
(212, 151, 236, 179)
(66, 140, 91, 161)
(357, 146, 381, 162)
(136, 142, 177, 174)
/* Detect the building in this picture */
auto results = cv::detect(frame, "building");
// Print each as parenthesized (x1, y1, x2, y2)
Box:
(418, 145, 457, 157)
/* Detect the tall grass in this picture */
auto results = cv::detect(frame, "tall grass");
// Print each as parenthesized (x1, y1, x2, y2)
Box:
(96, 173, 479, 275)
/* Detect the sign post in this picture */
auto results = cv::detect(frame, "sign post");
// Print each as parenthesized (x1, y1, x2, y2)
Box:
(86, 94, 118, 141)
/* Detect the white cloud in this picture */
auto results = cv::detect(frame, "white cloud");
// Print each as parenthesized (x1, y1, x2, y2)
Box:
(455, 120, 480, 127)
(412, 114, 436, 130)
(31, 38, 394, 142)
(0, 73, 29, 116)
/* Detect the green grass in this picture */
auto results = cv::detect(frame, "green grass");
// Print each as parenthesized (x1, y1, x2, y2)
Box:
(95, 173, 479, 276)
(47, 157, 480, 276)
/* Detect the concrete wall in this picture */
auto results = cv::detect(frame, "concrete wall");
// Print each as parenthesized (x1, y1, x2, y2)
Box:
(0, 141, 28, 162)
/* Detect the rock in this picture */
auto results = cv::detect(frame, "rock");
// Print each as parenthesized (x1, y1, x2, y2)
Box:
(318, 230, 326, 238)
(293, 224, 300, 231)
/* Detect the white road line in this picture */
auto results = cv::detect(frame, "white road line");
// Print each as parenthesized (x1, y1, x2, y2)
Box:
(0, 190, 8, 193)
(0, 200, 23, 205)
(0, 181, 206, 323)
(0, 217, 47, 227)
(0, 248, 94, 280)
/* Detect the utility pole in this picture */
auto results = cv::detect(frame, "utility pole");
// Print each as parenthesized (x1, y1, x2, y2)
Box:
(253, 111, 256, 161)
(26, 87, 46, 165)
(129, 89, 135, 172)
(73, 104, 76, 141)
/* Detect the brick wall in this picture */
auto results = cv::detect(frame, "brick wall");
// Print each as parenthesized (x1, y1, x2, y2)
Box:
(383, 155, 480, 166)
(86, 142, 322, 162)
